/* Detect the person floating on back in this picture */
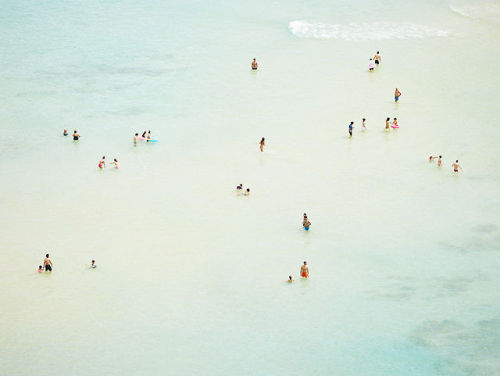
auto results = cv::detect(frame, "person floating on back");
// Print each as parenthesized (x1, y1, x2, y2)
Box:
(43, 254, 53, 272)
(348, 122, 354, 137)
(373, 51, 381, 64)
(395, 88, 402, 102)
(452, 160, 463, 173)
(251, 58, 258, 70)
(300, 261, 309, 279)
(259, 137, 265, 152)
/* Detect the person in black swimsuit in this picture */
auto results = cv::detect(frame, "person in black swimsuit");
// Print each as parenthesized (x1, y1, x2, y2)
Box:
(43, 253, 53, 272)
(73, 130, 80, 141)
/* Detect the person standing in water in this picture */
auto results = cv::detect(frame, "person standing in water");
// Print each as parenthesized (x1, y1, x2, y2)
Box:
(259, 137, 265, 152)
(142, 131, 147, 139)
(362, 118, 367, 130)
(287, 275, 294, 283)
(73, 130, 80, 141)
(391, 118, 399, 128)
(251, 58, 258, 70)
(437, 155, 443, 167)
(368, 58, 375, 71)
(134, 133, 139, 145)
(385, 117, 390, 130)
(63, 129, 68, 136)
(394, 88, 402, 102)
(300, 261, 309, 279)
(348, 122, 354, 137)
(147, 130, 151, 143)
(429, 155, 438, 162)
(452, 160, 463, 173)
(91, 260, 96, 269)
(98, 156, 106, 169)
(373, 51, 381, 64)
(43, 254, 53, 272)
(112, 158, 119, 169)
(244, 188, 250, 196)
(38, 265, 43, 273)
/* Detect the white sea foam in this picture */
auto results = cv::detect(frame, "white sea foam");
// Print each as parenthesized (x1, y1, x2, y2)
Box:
(449, 1, 500, 24)
(288, 20, 452, 41)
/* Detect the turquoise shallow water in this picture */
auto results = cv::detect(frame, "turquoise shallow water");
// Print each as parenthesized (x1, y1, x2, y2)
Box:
(1, 0, 499, 375)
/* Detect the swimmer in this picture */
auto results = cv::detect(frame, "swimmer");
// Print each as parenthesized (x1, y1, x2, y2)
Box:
(38, 265, 43, 273)
(244, 188, 250, 196)
(368, 58, 375, 71)
(395, 88, 402, 102)
(43, 254, 53, 272)
(391, 118, 399, 128)
(91, 260, 96, 269)
(362, 118, 367, 130)
(300, 261, 309, 279)
(73, 130, 80, 141)
(63, 129, 68, 136)
(251, 58, 258, 70)
(142, 131, 147, 138)
(429, 155, 438, 162)
(348, 121, 354, 137)
(303, 219, 311, 231)
(236, 183, 243, 191)
(259, 137, 265, 152)
(112, 158, 119, 169)
(147, 130, 151, 143)
(288, 275, 294, 283)
(373, 51, 381, 64)
(98, 156, 106, 169)
(437, 155, 442, 167)
(385, 117, 390, 130)
(134, 133, 138, 145)
(452, 160, 463, 173)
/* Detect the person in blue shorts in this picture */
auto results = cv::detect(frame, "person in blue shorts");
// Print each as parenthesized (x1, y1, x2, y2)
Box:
(395, 88, 402, 102)
(348, 121, 354, 137)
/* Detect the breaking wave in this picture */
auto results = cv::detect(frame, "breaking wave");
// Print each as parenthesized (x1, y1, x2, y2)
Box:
(288, 20, 452, 41)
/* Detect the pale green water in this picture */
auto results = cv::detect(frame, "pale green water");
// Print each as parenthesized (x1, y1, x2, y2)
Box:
(1, 0, 499, 375)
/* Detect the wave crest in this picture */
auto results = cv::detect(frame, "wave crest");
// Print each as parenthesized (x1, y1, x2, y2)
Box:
(288, 20, 452, 41)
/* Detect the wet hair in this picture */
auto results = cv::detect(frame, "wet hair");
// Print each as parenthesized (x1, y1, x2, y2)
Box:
(261, 137, 265, 141)
(289, 275, 292, 280)
(386, 117, 390, 121)
(362, 118, 366, 121)
(394, 118, 397, 120)
(377, 51, 379, 54)
(114, 158, 117, 162)
(439, 155, 442, 158)
(350, 121, 354, 125)
(46, 254, 49, 258)
(303, 261, 307, 265)
(246, 188, 250, 192)
(456, 160, 459, 162)
(92, 260, 95, 263)
(135, 133, 138, 136)
(39, 265, 42, 268)
(102, 156, 105, 159)
(253, 58, 256, 61)
(74, 130, 77, 133)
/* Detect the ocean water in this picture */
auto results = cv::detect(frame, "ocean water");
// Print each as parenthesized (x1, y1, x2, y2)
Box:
(1, 0, 499, 375)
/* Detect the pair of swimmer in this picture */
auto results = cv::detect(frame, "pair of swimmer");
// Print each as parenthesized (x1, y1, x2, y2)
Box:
(302, 213, 311, 231)
(98, 156, 119, 169)
(429, 155, 443, 167)
(287, 261, 310, 282)
(236, 184, 250, 195)
(368, 51, 382, 71)
(385, 117, 399, 129)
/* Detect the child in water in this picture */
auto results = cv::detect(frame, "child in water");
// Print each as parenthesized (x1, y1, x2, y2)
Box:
(362, 118, 367, 130)
(63, 129, 68, 136)
(38, 265, 43, 273)
(244, 188, 250, 196)
(112, 158, 119, 169)
(91, 260, 96, 269)
(288, 275, 294, 283)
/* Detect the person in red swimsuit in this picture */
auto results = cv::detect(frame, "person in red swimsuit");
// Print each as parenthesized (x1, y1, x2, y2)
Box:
(300, 261, 309, 278)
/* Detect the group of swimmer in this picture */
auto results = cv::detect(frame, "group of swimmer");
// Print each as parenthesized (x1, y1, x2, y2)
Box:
(235, 183, 251, 196)
(98, 156, 119, 170)
(63, 129, 80, 141)
(287, 261, 310, 282)
(133, 130, 155, 145)
(429, 155, 463, 173)
(347, 116, 400, 137)
(37, 253, 96, 273)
